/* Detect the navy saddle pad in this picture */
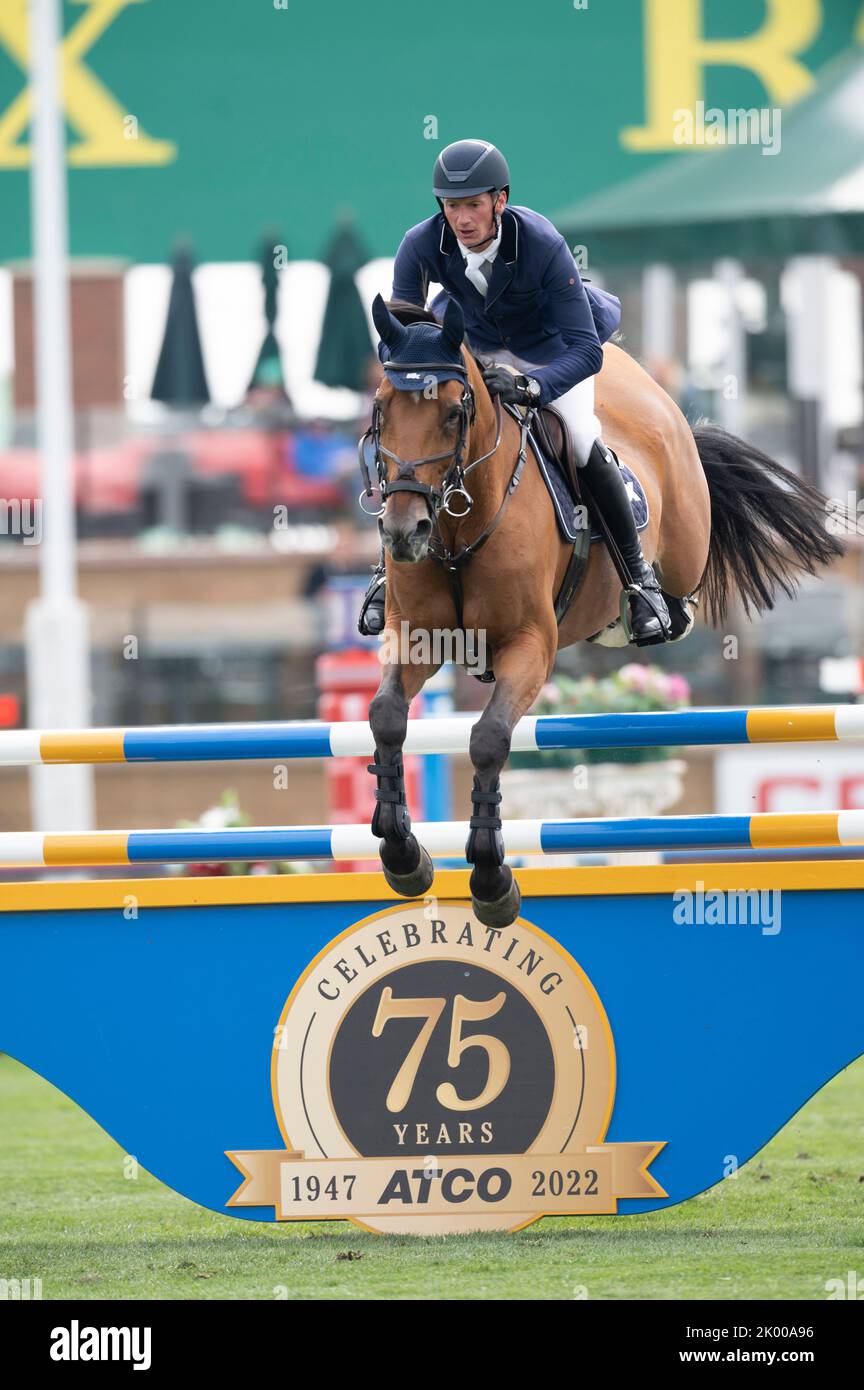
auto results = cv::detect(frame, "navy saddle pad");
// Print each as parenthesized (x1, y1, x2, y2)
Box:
(527, 427, 649, 545)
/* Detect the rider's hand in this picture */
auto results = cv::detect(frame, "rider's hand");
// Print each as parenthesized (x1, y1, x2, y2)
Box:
(482, 368, 537, 406)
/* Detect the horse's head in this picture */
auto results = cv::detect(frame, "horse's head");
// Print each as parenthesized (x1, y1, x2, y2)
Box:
(365, 294, 476, 562)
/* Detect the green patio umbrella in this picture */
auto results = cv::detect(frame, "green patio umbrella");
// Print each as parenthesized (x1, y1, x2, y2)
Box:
(248, 231, 290, 400)
(314, 216, 373, 392)
(554, 49, 864, 266)
(151, 242, 210, 405)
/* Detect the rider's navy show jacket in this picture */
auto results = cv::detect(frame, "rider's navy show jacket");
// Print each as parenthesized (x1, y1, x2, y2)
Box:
(391, 205, 621, 406)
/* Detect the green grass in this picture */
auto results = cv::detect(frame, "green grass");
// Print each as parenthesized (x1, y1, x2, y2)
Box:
(1, 1053, 862, 1300)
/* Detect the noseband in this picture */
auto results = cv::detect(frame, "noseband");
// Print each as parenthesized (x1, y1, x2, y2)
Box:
(358, 358, 503, 521)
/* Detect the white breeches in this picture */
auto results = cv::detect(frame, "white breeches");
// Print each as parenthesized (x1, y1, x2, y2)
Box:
(490, 349, 602, 465)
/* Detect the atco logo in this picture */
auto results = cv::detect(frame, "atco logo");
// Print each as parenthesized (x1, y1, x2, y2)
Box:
(227, 905, 666, 1234)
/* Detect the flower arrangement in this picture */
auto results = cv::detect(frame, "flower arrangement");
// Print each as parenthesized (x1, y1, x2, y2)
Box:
(508, 664, 691, 770)
(175, 790, 298, 876)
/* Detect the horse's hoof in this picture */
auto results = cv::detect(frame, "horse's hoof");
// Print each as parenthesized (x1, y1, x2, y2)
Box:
(472, 876, 522, 929)
(382, 846, 435, 899)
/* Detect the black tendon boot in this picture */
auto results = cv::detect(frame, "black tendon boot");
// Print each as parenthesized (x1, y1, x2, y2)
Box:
(582, 439, 672, 645)
(358, 558, 386, 637)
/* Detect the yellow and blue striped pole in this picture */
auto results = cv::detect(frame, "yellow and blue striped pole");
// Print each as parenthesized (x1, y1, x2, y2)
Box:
(0, 705, 862, 766)
(2, 810, 863, 868)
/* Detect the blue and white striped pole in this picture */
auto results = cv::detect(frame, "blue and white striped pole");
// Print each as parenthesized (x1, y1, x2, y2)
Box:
(3, 810, 864, 868)
(3, 705, 864, 766)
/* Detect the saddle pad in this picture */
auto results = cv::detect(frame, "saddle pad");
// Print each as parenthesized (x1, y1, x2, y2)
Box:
(528, 428, 649, 545)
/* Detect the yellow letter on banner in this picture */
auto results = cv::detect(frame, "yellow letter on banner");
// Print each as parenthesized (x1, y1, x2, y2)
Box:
(622, 0, 822, 151)
(0, 0, 176, 169)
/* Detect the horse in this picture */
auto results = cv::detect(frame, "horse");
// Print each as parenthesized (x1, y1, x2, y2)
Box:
(361, 293, 843, 929)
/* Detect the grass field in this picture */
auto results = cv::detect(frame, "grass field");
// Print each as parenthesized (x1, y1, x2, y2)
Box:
(1, 1053, 862, 1301)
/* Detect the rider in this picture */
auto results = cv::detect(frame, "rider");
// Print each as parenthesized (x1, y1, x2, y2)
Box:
(359, 137, 671, 645)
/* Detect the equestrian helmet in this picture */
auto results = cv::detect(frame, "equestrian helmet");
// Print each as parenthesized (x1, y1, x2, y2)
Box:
(432, 140, 510, 201)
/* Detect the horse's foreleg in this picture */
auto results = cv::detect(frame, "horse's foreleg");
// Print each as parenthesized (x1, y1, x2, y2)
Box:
(467, 630, 554, 928)
(368, 657, 439, 898)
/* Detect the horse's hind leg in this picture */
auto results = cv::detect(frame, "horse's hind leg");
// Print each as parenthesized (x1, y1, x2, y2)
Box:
(368, 657, 438, 897)
(467, 628, 554, 928)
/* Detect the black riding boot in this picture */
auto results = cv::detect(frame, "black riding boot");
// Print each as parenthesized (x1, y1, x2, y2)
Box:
(358, 556, 386, 637)
(582, 439, 672, 646)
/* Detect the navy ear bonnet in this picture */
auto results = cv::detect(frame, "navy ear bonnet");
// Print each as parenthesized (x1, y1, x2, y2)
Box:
(371, 293, 468, 390)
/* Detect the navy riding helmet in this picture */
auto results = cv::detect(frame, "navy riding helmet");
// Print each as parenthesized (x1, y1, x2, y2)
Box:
(432, 139, 510, 205)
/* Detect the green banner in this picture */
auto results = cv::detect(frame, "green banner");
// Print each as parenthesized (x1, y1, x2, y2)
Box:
(0, 0, 860, 263)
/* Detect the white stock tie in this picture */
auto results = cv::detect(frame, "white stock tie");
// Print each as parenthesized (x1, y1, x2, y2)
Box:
(464, 254, 494, 297)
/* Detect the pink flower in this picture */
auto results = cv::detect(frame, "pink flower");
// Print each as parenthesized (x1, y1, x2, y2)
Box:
(619, 663, 650, 691)
(665, 674, 691, 704)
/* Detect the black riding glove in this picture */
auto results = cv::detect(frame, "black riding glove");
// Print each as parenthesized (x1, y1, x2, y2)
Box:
(482, 368, 537, 407)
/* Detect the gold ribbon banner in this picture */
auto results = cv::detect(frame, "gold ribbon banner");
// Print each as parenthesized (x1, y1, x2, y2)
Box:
(226, 1142, 666, 1219)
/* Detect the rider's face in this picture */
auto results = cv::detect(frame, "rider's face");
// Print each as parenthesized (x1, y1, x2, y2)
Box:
(441, 191, 507, 248)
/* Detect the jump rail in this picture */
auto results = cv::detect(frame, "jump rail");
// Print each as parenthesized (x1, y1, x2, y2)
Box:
(3, 810, 864, 867)
(1, 703, 863, 765)
(3, 702, 863, 1236)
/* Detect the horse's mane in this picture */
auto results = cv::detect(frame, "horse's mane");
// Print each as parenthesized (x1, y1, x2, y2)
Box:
(386, 299, 441, 327)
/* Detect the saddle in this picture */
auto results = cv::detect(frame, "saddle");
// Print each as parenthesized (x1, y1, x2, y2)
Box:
(523, 406, 586, 622)
(521, 402, 638, 623)
(532, 405, 635, 570)
(531, 403, 580, 499)
(528, 402, 695, 645)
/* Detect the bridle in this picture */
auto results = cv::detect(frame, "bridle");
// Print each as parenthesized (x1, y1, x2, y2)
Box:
(357, 349, 535, 638)
(358, 354, 503, 522)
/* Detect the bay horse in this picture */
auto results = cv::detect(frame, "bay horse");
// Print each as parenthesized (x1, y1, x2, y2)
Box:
(362, 293, 842, 929)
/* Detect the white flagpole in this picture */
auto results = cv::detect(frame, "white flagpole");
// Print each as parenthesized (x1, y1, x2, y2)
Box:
(25, 0, 94, 832)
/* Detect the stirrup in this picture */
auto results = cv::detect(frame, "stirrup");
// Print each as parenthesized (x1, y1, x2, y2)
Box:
(358, 571, 386, 637)
(619, 571, 673, 647)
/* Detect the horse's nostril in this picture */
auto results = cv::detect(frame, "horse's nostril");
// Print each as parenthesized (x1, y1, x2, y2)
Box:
(380, 513, 431, 558)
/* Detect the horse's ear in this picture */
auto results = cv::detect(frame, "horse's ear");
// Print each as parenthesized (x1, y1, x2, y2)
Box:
(371, 294, 406, 352)
(439, 295, 465, 357)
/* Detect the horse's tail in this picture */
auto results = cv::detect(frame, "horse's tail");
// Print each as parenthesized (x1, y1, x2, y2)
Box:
(692, 421, 844, 624)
